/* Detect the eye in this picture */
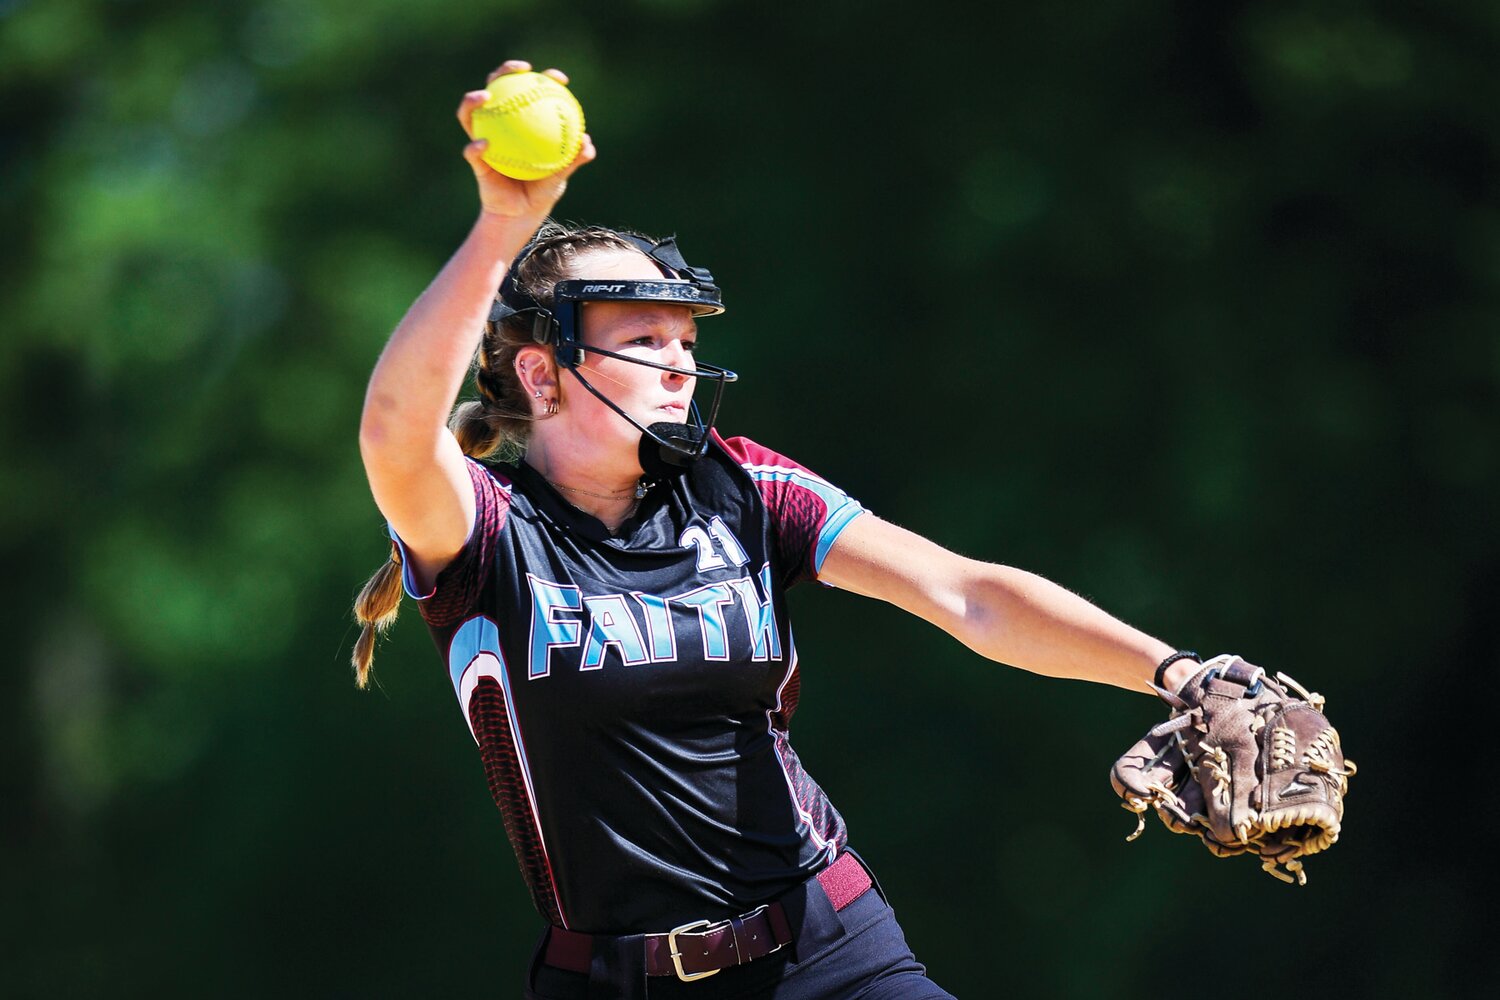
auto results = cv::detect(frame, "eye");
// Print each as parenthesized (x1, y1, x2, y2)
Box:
(683, 340, 698, 353)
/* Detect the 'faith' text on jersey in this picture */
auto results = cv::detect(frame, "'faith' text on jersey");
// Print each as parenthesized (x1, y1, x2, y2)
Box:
(525, 560, 783, 678)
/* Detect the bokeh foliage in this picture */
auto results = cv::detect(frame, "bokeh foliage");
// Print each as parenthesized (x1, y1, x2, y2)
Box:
(3, 0, 1497, 996)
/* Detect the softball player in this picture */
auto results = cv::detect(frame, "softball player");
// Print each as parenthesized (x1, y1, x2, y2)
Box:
(354, 61, 1203, 999)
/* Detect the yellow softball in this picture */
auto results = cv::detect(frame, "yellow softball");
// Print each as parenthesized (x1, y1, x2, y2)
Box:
(471, 71, 586, 181)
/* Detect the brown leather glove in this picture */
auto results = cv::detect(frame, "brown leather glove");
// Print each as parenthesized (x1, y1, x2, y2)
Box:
(1110, 655, 1356, 884)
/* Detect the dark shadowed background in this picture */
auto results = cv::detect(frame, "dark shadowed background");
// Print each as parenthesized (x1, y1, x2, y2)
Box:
(3, 1, 1496, 996)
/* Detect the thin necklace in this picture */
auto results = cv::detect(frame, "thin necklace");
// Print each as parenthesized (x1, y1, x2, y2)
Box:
(547, 479, 650, 535)
(547, 478, 653, 501)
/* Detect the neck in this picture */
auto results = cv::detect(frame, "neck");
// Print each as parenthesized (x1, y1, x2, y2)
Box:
(524, 434, 644, 533)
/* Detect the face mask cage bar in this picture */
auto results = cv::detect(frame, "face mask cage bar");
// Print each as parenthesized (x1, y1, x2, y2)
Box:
(566, 347, 736, 466)
(487, 233, 738, 470)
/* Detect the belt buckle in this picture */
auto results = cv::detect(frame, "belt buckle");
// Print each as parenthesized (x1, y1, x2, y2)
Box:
(667, 904, 782, 982)
(668, 919, 721, 982)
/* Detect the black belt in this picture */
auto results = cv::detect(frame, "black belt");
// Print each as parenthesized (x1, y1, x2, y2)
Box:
(543, 850, 873, 982)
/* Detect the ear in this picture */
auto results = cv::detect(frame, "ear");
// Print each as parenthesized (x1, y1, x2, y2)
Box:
(515, 345, 557, 394)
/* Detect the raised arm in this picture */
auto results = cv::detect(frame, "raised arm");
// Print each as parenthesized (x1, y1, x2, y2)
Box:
(358, 61, 593, 592)
(817, 514, 1198, 693)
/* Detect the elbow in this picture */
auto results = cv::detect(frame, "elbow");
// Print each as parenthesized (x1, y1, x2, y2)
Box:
(358, 424, 392, 485)
(358, 402, 395, 458)
(950, 563, 1017, 663)
(359, 381, 392, 437)
(358, 395, 435, 467)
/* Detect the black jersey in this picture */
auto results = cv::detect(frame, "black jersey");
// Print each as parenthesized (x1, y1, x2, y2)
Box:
(392, 431, 867, 933)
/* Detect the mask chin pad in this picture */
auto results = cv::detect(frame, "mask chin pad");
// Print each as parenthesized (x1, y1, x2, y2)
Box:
(638, 422, 702, 478)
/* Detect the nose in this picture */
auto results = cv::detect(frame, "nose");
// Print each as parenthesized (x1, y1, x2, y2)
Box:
(661, 337, 696, 381)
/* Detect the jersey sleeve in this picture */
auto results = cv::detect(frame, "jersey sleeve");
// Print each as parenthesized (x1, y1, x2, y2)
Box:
(715, 432, 867, 587)
(387, 457, 512, 629)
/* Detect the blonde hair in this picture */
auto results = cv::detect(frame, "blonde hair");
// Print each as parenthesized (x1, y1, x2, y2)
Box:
(350, 223, 655, 688)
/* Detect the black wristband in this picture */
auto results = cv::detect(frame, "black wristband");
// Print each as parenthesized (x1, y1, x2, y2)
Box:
(1154, 650, 1201, 691)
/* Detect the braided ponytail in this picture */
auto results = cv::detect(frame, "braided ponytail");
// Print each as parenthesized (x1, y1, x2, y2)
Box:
(351, 544, 404, 689)
(350, 221, 657, 687)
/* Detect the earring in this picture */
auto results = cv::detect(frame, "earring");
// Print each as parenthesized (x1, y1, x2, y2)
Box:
(533, 389, 543, 399)
(546, 398, 559, 416)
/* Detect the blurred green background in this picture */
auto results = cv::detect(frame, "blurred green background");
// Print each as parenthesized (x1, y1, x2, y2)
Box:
(4, 0, 1496, 996)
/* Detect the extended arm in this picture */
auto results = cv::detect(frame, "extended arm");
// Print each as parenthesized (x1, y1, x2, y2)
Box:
(817, 514, 1196, 694)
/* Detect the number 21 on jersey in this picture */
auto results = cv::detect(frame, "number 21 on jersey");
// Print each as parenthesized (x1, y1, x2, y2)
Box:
(680, 516, 749, 572)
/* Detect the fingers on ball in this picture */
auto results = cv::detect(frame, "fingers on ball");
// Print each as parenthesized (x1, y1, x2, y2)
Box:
(463, 139, 492, 167)
(558, 136, 595, 177)
(456, 90, 490, 133)
(486, 59, 532, 83)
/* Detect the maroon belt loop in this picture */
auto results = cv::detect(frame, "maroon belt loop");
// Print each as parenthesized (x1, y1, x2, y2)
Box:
(542, 850, 873, 981)
(543, 926, 593, 974)
(766, 900, 793, 948)
(727, 914, 749, 966)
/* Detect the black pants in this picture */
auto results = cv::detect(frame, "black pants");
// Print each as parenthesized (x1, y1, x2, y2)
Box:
(524, 851, 956, 1000)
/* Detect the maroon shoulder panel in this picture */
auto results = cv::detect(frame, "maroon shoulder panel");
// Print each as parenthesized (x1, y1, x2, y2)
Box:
(714, 433, 846, 586)
(418, 460, 512, 629)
